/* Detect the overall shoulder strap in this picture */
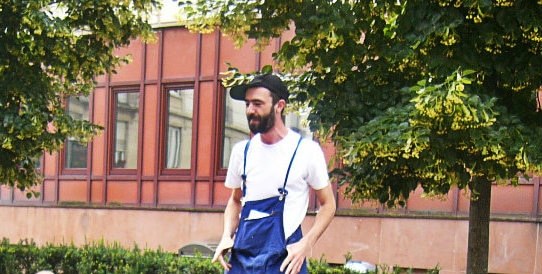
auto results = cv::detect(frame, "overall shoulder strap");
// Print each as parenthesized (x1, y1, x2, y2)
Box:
(241, 140, 250, 198)
(278, 136, 303, 199)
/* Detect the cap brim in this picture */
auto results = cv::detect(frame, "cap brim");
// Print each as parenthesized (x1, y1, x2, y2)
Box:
(230, 84, 249, 101)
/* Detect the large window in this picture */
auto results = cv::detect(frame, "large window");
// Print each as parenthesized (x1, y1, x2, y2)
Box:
(222, 89, 250, 168)
(164, 86, 194, 169)
(112, 90, 140, 169)
(65, 95, 89, 169)
(221, 89, 313, 169)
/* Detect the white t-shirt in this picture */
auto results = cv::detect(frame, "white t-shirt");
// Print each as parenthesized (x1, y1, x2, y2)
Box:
(225, 129, 330, 239)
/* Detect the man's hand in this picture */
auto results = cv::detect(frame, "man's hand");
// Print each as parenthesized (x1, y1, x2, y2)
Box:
(280, 239, 310, 274)
(212, 237, 234, 271)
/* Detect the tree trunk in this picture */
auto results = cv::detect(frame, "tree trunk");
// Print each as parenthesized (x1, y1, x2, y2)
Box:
(466, 178, 492, 274)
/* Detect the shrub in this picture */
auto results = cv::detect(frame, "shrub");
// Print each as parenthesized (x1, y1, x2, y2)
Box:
(0, 238, 439, 274)
(0, 238, 219, 274)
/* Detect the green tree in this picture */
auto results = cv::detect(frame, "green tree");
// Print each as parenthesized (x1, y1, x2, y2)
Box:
(0, 0, 158, 196)
(178, 0, 542, 273)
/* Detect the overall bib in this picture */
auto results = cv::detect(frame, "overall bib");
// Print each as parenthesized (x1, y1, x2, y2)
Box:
(228, 136, 308, 274)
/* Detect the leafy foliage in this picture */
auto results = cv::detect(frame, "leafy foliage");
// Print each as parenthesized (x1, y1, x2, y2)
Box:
(178, 1, 542, 272)
(0, 238, 441, 274)
(178, 0, 542, 206)
(0, 238, 221, 274)
(0, 0, 158, 195)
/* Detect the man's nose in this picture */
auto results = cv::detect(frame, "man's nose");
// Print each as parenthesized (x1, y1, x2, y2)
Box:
(246, 103, 255, 114)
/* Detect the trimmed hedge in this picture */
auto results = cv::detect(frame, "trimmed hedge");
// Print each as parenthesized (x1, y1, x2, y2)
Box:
(0, 238, 220, 274)
(0, 238, 438, 273)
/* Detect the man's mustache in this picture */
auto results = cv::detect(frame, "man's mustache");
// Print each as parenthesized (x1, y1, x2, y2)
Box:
(247, 114, 259, 121)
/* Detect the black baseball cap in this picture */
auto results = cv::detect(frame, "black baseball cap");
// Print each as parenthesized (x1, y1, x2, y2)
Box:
(230, 73, 289, 102)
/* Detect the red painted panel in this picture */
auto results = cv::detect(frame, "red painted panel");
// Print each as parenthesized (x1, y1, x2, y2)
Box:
(111, 38, 143, 82)
(43, 152, 57, 176)
(195, 182, 210, 205)
(13, 187, 41, 202)
(58, 180, 88, 202)
(200, 33, 217, 77)
(145, 32, 160, 81)
(456, 188, 471, 213)
(282, 23, 296, 42)
(196, 81, 214, 176)
(142, 85, 158, 176)
(0, 185, 12, 201)
(491, 183, 532, 214)
(91, 87, 107, 176)
(219, 36, 257, 73)
(107, 181, 138, 203)
(95, 74, 107, 83)
(336, 184, 353, 209)
(406, 185, 455, 212)
(91, 181, 104, 204)
(141, 181, 155, 204)
(259, 38, 280, 69)
(336, 184, 379, 211)
(162, 28, 198, 79)
(158, 181, 191, 205)
(212, 182, 230, 206)
(42, 180, 57, 203)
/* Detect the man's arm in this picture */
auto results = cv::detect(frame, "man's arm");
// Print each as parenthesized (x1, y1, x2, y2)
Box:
(212, 188, 243, 271)
(281, 183, 336, 274)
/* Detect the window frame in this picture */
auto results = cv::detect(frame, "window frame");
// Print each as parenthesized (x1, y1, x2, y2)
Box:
(61, 95, 91, 175)
(160, 83, 196, 176)
(216, 86, 251, 176)
(109, 87, 141, 175)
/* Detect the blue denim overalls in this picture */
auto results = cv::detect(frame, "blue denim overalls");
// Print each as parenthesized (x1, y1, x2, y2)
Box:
(227, 136, 308, 273)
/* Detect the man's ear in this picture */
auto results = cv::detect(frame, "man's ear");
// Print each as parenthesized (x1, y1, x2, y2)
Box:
(275, 99, 286, 114)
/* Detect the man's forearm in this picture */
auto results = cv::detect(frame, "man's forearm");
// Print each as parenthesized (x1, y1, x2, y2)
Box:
(303, 185, 336, 248)
(305, 201, 336, 247)
(222, 193, 242, 239)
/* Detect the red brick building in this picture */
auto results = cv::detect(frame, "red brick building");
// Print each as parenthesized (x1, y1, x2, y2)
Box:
(1, 15, 542, 274)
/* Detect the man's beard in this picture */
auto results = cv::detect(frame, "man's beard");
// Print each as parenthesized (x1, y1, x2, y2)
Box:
(247, 108, 275, 134)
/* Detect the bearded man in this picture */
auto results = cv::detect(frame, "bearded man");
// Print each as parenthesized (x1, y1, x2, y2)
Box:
(212, 74, 336, 274)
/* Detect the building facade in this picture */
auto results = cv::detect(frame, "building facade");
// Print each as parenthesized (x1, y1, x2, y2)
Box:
(1, 25, 542, 274)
